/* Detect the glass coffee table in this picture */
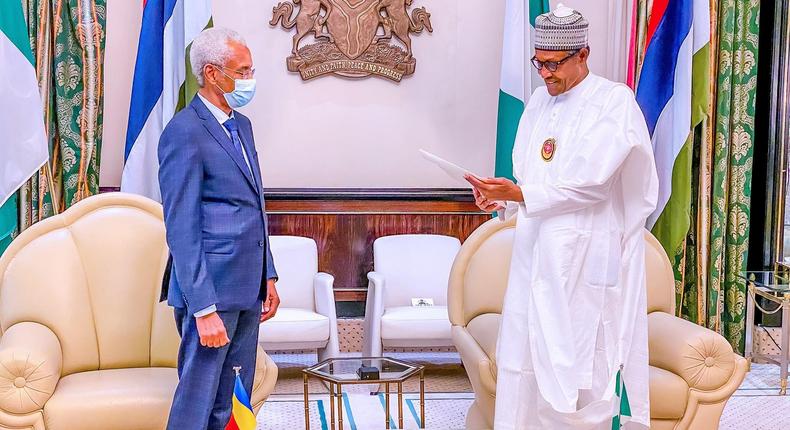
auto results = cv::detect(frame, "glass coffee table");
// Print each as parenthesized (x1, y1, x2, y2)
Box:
(302, 357, 425, 430)
(741, 270, 790, 394)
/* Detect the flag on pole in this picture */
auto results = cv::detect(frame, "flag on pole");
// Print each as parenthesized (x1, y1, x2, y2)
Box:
(225, 367, 256, 430)
(122, 0, 212, 201)
(495, 0, 550, 180)
(0, 1, 49, 255)
(635, 0, 710, 256)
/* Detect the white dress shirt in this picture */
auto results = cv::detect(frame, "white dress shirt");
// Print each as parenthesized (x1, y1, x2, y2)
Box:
(196, 93, 254, 173)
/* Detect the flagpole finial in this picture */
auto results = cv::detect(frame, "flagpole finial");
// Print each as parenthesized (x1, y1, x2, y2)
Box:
(233, 366, 242, 376)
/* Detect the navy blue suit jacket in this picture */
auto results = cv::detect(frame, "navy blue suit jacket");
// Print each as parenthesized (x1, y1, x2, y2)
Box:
(158, 96, 277, 315)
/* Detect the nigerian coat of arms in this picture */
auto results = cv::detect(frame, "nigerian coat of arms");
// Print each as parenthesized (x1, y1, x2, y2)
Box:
(269, 0, 433, 82)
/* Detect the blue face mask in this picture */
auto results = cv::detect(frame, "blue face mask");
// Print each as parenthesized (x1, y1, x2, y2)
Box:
(222, 78, 256, 109)
(215, 68, 256, 109)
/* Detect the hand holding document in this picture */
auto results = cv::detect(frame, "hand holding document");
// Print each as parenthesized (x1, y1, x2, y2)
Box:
(419, 149, 505, 213)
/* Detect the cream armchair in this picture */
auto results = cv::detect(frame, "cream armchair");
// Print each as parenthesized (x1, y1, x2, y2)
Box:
(449, 217, 748, 430)
(0, 193, 278, 430)
(363, 234, 461, 357)
(258, 235, 340, 361)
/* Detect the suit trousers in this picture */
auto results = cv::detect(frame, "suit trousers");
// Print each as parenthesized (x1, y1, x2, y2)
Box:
(166, 302, 261, 430)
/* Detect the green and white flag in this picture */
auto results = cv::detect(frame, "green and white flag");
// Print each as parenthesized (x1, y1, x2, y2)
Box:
(495, 0, 550, 180)
(612, 367, 632, 429)
(0, 1, 49, 255)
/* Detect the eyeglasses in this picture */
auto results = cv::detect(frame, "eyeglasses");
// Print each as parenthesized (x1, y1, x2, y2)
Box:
(214, 65, 256, 79)
(530, 49, 581, 72)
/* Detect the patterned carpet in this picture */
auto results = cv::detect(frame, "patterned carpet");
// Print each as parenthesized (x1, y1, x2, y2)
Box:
(259, 393, 472, 430)
(271, 352, 472, 396)
(719, 363, 790, 430)
(257, 353, 790, 430)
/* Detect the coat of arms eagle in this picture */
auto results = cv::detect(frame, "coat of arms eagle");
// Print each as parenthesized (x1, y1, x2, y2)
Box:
(270, 0, 433, 82)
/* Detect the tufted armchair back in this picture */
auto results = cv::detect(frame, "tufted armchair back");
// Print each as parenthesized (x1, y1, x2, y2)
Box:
(0, 193, 177, 377)
(447, 218, 514, 327)
(644, 231, 676, 315)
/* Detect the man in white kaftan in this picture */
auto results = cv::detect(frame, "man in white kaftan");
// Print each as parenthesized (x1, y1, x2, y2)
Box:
(466, 5, 659, 429)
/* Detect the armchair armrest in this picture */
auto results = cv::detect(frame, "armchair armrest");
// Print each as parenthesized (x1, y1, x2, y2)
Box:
(452, 326, 497, 395)
(314, 272, 340, 360)
(0, 322, 62, 414)
(251, 343, 278, 414)
(648, 311, 738, 392)
(314, 272, 337, 320)
(363, 271, 385, 356)
(365, 271, 385, 318)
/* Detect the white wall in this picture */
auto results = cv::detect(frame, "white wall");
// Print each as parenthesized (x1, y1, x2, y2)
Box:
(100, 0, 628, 189)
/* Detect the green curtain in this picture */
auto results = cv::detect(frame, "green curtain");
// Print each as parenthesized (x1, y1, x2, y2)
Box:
(707, 0, 759, 353)
(18, 0, 106, 232)
(634, 0, 759, 352)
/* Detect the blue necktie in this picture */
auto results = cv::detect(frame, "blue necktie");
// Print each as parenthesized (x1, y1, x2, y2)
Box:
(222, 118, 253, 178)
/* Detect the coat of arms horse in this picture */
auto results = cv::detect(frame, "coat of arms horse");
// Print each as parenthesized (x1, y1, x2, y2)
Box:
(270, 0, 433, 81)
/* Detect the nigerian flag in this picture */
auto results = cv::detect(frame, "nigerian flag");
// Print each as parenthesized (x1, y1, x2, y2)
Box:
(0, 1, 49, 256)
(612, 367, 632, 429)
(495, 0, 550, 180)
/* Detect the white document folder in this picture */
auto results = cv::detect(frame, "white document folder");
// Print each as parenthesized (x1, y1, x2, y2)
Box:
(420, 149, 507, 215)
(419, 149, 482, 186)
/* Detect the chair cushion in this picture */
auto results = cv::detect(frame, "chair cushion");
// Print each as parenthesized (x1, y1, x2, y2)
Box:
(380, 306, 451, 341)
(43, 368, 177, 430)
(258, 308, 329, 343)
(648, 365, 689, 419)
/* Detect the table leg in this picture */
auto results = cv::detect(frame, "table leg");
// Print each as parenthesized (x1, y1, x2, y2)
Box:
(398, 382, 403, 429)
(745, 283, 755, 371)
(329, 382, 336, 430)
(420, 370, 425, 429)
(385, 382, 391, 429)
(781, 298, 790, 395)
(303, 373, 310, 430)
(338, 384, 344, 429)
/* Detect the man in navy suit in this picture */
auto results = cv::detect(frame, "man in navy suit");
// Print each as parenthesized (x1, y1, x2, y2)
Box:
(158, 27, 279, 430)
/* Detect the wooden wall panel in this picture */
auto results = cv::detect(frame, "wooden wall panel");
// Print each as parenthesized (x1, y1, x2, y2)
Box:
(269, 213, 489, 292)
(266, 191, 489, 300)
